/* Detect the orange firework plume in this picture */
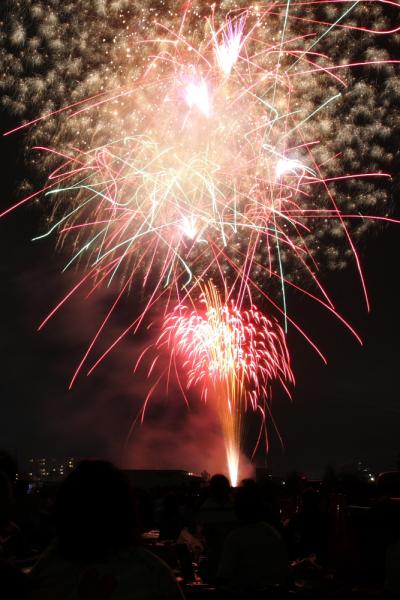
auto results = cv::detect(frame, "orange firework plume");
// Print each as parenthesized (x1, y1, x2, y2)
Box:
(158, 283, 294, 485)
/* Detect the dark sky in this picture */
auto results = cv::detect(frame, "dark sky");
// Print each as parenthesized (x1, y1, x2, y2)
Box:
(0, 114, 399, 478)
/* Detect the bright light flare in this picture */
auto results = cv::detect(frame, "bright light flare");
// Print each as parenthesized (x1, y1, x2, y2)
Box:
(179, 215, 199, 240)
(214, 17, 245, 76)
(184, 77, 211, 117)
(276, 157, 309, 178)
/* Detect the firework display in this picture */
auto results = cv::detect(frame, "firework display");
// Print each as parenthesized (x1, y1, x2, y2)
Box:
(156, 282, 294, 486)
(1, 1, 399, 482)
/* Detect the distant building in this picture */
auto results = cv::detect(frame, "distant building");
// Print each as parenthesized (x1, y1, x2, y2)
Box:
(338, 459, 375, 483)
(124, 469, 202, 490)
(27, 457, 77, 481)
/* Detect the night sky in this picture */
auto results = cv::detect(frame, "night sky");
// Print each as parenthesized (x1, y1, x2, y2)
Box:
(1, 3, 399, 479)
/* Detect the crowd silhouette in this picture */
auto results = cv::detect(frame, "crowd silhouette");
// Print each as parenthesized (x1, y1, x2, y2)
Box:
(1, 450, 400, 599)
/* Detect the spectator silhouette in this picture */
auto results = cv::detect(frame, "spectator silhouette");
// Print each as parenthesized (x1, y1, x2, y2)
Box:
(286, 487, 330, 563)
(0, 462, 29, 599)
(157, 492, 184, 541)
(197, 474, 236, 582)
(385, 514, 400, 596)
(0, 559, 29, 600)
(0, 470, 26, 563)
(366, 497, 400, 592)
(30, 460, 184, 599)
(217, 482, 287, 595)
(198, 474, 235, 528)
(242, 477, 283, 533)
(0, 451, 18, 485)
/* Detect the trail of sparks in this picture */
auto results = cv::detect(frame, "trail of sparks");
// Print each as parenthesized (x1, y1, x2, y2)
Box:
(155, 283, 294, 486)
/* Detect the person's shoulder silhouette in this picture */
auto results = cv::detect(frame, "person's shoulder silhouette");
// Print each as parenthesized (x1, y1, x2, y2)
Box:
(30, 460, 184, 600)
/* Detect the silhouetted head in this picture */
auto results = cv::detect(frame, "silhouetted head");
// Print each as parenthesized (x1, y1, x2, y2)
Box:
(0, 471, 13, 527)
(54, 460, 139, 561)
(241, 478, 257, 490)
(0, 451, 18, 485)
(301, 488, 320, 513)
(0, 561, 28, 600)
(235, 484, 264, 524)
(208, 474, 231, 503)
(163, 492, 179, 514)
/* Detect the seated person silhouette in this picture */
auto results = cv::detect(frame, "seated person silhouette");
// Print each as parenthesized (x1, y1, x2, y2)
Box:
(30, 460, 184, 600)
(218, 483, 288, 594)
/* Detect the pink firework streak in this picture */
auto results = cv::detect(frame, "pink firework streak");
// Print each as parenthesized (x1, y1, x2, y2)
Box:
(153, 283, 294, 485)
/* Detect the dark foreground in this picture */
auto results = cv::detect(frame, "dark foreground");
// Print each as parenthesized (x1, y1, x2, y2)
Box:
(1, 453, 400, 599)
